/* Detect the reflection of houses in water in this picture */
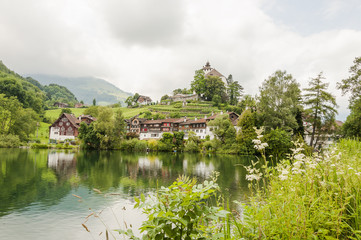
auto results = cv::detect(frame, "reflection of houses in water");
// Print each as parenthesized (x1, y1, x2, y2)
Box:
(193, 162, 215, 178)
(47, 151, 77, 178)
(138, 157, 163, 170)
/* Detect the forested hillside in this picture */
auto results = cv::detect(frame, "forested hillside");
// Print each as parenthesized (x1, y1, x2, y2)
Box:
(0, 61, 78, 109)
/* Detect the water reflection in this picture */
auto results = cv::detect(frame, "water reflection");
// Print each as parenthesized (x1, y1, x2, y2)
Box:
(0, 149, 254, 239)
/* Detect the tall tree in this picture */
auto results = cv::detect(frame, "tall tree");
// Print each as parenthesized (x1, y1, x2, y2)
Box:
(337, 56, 361, 106)
(203, 76, 227, 102)
(257, 70, 302, 132)
(304, 72, 337, 147)
(226, 74, 244, 105)
(191, 70, 206, 98)
(337, 56, 361, 137)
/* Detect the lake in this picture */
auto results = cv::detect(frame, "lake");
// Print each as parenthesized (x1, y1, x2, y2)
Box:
(0, 148, 253, 239)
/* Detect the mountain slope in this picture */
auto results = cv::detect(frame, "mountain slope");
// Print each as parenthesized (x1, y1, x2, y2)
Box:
(31, 74, 132, 106)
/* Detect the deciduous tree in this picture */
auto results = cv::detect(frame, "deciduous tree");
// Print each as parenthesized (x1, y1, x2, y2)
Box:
(257, 70, 302, 133)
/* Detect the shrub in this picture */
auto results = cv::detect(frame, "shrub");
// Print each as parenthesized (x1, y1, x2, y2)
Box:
(134, 140, 147, 152)
(147, 139, 158, 151)
(31, 143, 49, 149)
(184, 140, 199, 152)
(0, 134, 21, 148)
(117, 175, 229, 239)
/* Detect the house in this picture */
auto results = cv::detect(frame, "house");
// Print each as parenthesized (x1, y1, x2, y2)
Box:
(125, 112, 239, 140)
(75, 103, 85, 108)
(53, 102, 69, 108)
(78, 115, 96, 124)
(136, 95, 152, 105)
(49, 113, 81, 141)
(169, 94, 198, 102)
(202, 61, 227, 85)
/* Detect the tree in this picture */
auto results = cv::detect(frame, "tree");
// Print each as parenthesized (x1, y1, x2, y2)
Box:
(125, 96, 133, 107)
(337, 56, 361, 106)
(303, 72, 337, 147)
(342, 98, 361, 137)
(79, 107, 126, 149)
(236, 109, 257, 155)
(0, 94, 38, 141)
(60, 108, 72, 117)
(337, 56, 361, 137)
(238, 95, 257, 112)
(191, 70, 206, 98)
(257, 70, 302, 133)
(160, 94, 169, 101)
(226, 75, 244, 105)
(92, 98, 96, 106)
(208, 114, 236, 146)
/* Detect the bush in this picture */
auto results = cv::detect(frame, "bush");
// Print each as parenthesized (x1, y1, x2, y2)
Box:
(0, 134, 21, 148)
(134, 140, 147, 152)
(147, 139, 158, 151)
(184, 140, 199, 152)
(31, 143, 49, 149)
(173, 102, 183, 108)
(118, 175, 229, 239)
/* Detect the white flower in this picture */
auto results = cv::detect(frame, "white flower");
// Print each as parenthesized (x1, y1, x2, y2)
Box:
(246, 173, 262, 181)
(294, 153, 305, 161)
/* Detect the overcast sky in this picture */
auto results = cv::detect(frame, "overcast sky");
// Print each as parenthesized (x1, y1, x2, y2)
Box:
(1, 0, 361, 120)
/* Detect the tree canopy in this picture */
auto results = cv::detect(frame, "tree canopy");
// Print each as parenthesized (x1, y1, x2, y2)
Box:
(257, 70, 302, 133)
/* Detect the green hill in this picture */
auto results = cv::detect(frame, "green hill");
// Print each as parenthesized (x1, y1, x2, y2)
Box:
(0, 61, 78, 109)
(30, 74, 133, 106)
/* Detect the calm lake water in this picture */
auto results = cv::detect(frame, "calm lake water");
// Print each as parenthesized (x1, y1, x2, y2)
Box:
(0, 148, 253, 240)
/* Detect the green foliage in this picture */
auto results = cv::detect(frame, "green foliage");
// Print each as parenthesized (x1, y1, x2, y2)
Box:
(226, 74, 243, 105)
(263, 128, 292, 159)
(83, 105, 99, 117)
(118, 175, 229, 239)
(237, 139, 361, 239)
(257, 70, 302, 133)
(343, 98, 361, 137)
(120, 139, 147, 152)
(78, 107, 126, 149)
(43, 84, 77, 106)
(158, 132, 174, 152)
(208, 115, 236, 147)
(237, 109, 257, 155)
(0, 75, 44, 114)
(0, 94, 39, 141)
(60, 108, 72, 116)
(147, 139, 158, 151)
(337, 56, 361, 106)
(303, 72, 337, 147)
(0, 134, 21, 148)
(184, 140, 200, 152)
(173, 88, 192, 95)
(173, 102, 182, 108)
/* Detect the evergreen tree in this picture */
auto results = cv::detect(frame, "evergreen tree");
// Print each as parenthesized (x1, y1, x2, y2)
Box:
(303, 72, 337, 147)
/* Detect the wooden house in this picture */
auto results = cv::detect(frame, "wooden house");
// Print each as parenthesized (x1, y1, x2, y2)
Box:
(49, 113, 81, 141)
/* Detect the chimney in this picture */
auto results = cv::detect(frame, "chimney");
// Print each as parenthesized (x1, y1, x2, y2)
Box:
(184, 116, 187, 122)
(195, 117, 197, 121)
(221, 110, 223, 115)
(204, 115, 207, 119)
(211, 111, 214, 116)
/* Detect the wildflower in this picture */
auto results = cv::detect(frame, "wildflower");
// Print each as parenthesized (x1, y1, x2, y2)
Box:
(355, 172, 361, 176)
(294, 153, 305, 161)
(246, 173, 262, 181)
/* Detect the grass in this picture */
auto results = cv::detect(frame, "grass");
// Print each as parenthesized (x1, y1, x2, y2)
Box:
(235, 138, 361, 239)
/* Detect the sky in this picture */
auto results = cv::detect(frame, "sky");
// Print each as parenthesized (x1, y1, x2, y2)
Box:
(1, 0, 361, 120)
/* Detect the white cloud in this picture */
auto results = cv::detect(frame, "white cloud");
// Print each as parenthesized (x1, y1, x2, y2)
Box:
(0, 0, 360, 120)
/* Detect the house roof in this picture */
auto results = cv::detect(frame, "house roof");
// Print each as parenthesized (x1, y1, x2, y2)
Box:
(50, 113, 81, 129)
(138, 95, 152, 102)
(205, 68, 224, 78)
